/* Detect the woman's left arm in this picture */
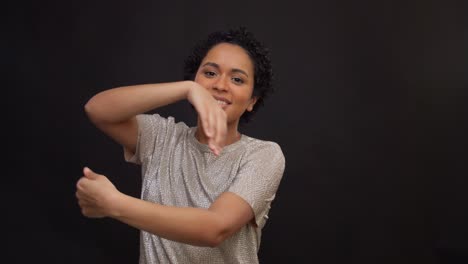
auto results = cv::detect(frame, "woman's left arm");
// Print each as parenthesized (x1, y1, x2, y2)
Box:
(76, 167, 253, 247)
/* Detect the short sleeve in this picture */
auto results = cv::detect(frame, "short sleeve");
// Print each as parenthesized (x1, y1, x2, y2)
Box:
(228, 142, 286, 228)
(124, 114, 167, 165)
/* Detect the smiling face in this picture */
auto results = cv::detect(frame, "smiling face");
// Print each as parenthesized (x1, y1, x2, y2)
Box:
(194, 43, 257, 126)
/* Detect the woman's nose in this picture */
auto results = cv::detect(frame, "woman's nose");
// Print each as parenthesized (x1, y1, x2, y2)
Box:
(213, 75, 228, 91)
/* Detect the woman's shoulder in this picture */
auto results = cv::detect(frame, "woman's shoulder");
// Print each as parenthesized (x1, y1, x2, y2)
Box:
(137, 113, 190, 130)
(237, 135, 286, 173)
(241, 135, 285, 158)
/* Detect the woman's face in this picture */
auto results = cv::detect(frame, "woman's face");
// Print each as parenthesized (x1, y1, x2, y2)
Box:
(194, 43, 257, 126)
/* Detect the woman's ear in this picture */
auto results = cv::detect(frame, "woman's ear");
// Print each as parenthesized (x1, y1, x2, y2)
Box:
(246, 96, 258, 112)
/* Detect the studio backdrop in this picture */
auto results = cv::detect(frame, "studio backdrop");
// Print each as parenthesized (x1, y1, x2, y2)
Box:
(6, 0, 467, 263)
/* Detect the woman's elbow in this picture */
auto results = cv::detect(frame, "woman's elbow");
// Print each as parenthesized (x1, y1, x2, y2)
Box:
(204, 224, 231, 248)
(204, 233, 224, 248)
(84, 98, 97, 119)
(209, 232, 228, 248)
(84, 97, 108, 124)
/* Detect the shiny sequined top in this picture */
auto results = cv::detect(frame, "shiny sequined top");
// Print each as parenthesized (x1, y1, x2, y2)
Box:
(125, 114, 285, 264)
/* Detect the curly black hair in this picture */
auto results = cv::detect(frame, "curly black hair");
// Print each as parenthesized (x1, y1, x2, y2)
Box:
(183, 26, 274, 124)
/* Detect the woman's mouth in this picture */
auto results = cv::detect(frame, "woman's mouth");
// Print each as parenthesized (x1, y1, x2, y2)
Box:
(216, 100, 228, 106)
(213, 96, 231, 106)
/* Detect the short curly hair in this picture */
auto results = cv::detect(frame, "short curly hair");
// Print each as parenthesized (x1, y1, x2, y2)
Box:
(183, 26, 274, 124)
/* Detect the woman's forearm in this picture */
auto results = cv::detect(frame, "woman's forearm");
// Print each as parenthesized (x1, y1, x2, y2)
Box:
(84, 81, 194, 123)
(111, 193, 227, 247)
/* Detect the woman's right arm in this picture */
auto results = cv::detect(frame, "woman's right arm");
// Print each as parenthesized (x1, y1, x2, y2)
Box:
(84, 80, 226, 155)
(84, 81, 193, 154)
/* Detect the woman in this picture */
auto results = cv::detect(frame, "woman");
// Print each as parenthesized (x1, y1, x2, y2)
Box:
(76, 27, 285, 264)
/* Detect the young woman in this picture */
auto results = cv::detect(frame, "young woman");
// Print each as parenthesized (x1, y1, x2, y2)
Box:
(76, 27, 285, 264)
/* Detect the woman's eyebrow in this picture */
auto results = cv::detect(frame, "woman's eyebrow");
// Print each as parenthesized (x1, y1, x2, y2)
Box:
(202, 62, 249, 78)
(231, 69, 249, 78)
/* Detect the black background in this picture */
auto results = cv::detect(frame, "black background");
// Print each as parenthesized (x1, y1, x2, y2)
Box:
(6, 0, 468, 263)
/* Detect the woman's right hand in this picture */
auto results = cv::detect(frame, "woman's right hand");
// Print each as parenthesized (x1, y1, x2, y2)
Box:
(187, 82, 227, 155)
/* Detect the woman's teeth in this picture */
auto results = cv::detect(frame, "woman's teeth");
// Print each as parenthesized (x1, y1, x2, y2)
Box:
(216, 100, 228, 105)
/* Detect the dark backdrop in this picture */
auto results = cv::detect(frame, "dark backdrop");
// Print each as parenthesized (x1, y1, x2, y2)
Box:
(6, 0, 468, 263)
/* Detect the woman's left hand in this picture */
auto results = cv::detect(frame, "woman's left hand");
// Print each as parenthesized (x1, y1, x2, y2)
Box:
(76, 167, 121, 218)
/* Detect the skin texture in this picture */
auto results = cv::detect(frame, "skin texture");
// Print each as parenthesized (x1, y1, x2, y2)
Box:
(194, 43, 257, 149)
(183, 27, 273, 124)
(77, 43, 259, 247)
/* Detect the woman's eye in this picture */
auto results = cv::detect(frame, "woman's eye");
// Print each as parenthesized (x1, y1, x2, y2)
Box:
(204, 71, 216, 77)
(232, 77, 244, 84)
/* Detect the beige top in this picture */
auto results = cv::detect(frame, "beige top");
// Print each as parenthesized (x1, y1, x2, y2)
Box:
(125, 114, 285, 264)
